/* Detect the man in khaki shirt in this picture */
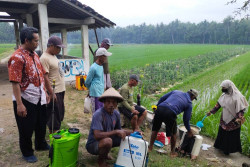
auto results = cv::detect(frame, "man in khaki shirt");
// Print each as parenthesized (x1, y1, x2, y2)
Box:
(40, 36, 66, 133)
(118, 75, 147, 131)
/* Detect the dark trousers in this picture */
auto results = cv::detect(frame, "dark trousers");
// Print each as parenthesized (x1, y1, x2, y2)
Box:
(13, 98, 47, 157)
(46, 91, 65, 131)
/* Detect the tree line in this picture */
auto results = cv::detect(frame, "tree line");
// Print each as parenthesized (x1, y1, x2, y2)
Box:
(0, 16, 249, 44)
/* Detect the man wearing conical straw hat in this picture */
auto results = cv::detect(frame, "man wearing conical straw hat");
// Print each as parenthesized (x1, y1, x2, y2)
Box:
(86, 88, 133, 167)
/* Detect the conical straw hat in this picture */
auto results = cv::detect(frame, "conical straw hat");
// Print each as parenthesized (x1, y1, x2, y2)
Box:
(99, 87, 124, 103)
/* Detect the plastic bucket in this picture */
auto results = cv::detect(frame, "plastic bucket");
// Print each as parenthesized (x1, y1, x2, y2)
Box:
(177, 124, 201, 140)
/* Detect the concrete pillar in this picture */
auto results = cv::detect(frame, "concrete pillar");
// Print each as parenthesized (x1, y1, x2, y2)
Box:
(14, 21, 20, 49)
(25, 14, 33, 27)
(81, 25, 90, 74)
(38, 4, 49, 53)
(38, 31, 42, 52)
(61, 28, 68, 56)
(18, 19, 23, 30)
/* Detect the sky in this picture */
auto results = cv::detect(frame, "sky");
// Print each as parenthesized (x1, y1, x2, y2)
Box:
(79, 0, 248, 27)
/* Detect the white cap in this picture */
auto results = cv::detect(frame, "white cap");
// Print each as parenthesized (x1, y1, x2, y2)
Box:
(96, 48, 112, 57)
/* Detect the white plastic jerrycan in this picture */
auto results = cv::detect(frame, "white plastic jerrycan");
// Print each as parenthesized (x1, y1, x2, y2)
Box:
(114, 132, 148, 167)
(191, 135, 203, 159)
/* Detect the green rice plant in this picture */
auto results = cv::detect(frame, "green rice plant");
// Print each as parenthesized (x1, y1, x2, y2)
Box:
(111, 47, 250, 94)
(68, 44, 250, 72)
(231, 65, 250, 155)
(156, 53, 250, 155)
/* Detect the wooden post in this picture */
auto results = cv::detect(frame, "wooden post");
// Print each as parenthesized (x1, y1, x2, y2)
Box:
(14, 21, 20, 49)
(94, 28, 99, 48)
(25, 13, 33, 27)
(81, 25, 90, 74)
(38, 3, 49, 53)
(61, 28, 68, 56)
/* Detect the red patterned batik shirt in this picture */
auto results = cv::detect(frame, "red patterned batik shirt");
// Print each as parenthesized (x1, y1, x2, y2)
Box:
(8, 48, 47, 105)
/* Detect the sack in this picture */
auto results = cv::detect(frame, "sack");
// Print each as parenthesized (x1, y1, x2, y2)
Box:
(177, 134, 195, 156)
(84, 97, 92, 113)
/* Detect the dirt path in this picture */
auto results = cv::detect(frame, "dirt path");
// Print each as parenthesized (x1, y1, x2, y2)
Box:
(0, 64, 249, 167)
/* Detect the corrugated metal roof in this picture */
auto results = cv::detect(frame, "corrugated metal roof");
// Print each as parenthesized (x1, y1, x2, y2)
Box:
(0, 0, 116, 32)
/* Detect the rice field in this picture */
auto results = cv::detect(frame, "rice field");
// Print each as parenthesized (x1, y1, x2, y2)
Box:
(68, 44, 249, 72)
(1, 43, 250, 155)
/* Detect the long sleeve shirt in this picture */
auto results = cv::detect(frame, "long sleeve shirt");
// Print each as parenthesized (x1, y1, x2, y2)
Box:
(210, 102, 245, 131)
(118, 83, 134, 111)
(85, 63, 104, 97)
(157, 90, 193, 131)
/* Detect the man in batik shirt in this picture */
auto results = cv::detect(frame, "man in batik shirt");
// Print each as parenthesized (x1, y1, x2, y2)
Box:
(8, 27, 50, 163)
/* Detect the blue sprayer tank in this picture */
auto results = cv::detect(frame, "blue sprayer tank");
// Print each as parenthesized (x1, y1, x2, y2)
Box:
(114, 132, 148, 167)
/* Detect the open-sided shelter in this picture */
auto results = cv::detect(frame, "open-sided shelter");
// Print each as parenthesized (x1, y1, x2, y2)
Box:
(0, 0, 116, 73)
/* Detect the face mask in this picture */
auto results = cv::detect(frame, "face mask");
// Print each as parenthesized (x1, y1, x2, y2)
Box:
(222, 88, 228, 93)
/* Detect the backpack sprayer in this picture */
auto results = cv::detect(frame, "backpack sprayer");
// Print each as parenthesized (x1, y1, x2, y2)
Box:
(48, 80, 81, 167)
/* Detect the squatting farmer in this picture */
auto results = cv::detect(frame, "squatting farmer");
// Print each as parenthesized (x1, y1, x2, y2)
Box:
(85, 88, 133, 167)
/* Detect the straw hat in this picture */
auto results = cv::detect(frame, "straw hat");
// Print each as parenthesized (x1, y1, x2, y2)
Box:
(99, 87, 124, 103)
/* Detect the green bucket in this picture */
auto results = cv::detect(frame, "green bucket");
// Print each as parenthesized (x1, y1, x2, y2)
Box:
(49, 128, 81, 167)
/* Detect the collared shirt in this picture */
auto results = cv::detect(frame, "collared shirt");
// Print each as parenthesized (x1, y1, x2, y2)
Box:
(8, 48, 47, 105)
(157, 90, 193, 131)
(85, 62, 104, 97)
(86, 107, 121, 146)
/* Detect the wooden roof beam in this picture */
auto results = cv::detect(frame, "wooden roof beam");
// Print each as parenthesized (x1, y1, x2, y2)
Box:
(48, 17, 95, 25)
(49, 25, 81, 33)
(0, 7, 27, 13)
(0, 19, 15, 22)
(0, 15, 21, 19)
(0, 0, 50, 4)
(61, 0, 114, 27)
(28, 4, 38, 13)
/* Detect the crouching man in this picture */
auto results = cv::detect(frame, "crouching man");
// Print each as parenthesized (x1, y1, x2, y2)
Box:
(86, 88, 133, 167)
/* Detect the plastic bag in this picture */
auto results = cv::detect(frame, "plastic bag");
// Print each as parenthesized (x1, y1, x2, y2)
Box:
(84, 97, 92, 113)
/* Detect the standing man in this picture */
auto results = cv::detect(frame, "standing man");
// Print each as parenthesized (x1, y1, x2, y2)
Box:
(148, 89, 198, 157)
(8, 27, 50, 163)
(118, 74, 147, 131)
(86, 88, 132, 167)
(85, 48, 112, 113)
(40, 36, 66, 134)
(94, 38, 113, 89)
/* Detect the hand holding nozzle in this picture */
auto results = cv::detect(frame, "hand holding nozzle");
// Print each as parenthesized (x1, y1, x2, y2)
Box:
(50, 79, 57, 102)
(52, 79, 56, 89)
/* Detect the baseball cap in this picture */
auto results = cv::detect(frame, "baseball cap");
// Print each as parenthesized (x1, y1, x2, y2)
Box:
(47, 36, 65, 48)
(189, 89, 198, 100)
(129, 74, 140, 82)
(102, 38, 113, 46)
(96, 48, 112, 57)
